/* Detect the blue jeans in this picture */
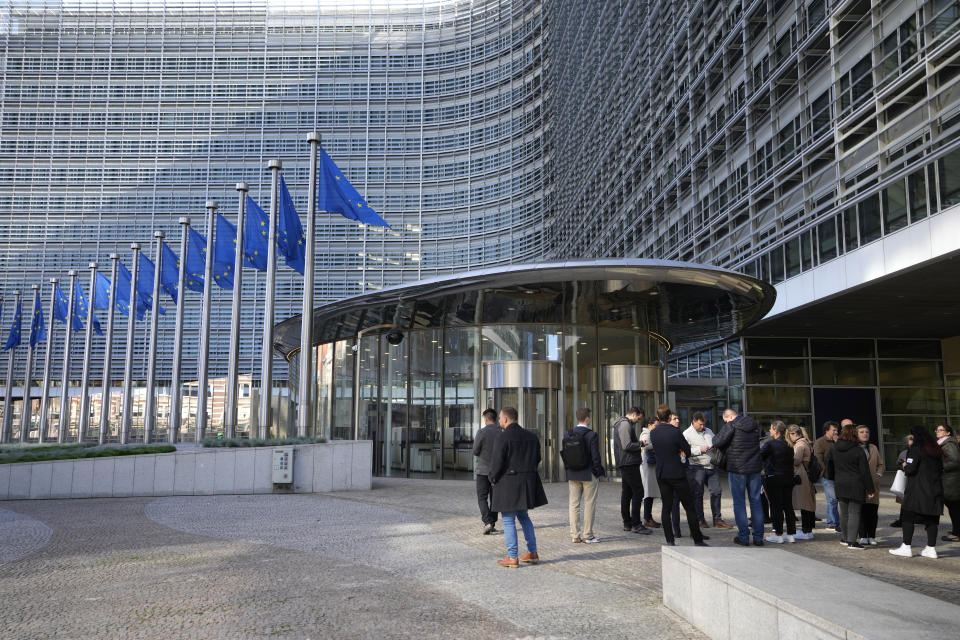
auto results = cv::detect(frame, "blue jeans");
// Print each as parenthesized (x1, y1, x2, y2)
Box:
(728, 472, 764, 541)
(502, 510, 537, 559)
(820, 478, 839, 527)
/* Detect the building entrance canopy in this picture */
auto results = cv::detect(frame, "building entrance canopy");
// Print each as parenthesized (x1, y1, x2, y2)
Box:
(273, 259, 774, 480)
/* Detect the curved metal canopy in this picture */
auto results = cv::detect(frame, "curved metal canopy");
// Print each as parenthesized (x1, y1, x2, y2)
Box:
(273, 259, 776, 360)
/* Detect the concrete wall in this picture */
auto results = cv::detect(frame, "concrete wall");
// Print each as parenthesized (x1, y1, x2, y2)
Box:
(0, 441, 372, 500)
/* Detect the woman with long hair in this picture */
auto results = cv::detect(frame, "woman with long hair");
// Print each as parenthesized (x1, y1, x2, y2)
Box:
(824, 424, 874, 549)
(787, 424, 816, 540)
(856, 425, 883, 545)
(935, 424, 960, 543)
(760, 421, 797, 543)
(890, 425, 944, 558)
(638, 416, 661, 528)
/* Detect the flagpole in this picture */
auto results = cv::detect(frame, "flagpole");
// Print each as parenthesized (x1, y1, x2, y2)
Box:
(225, 183, 248, 440)
(99, 254, 119, 445)
(298, 133, 320, 438)
(120, 243, 141, 445)
(260, 159, 281, 440)
(143, 230, 164, 444)
(169, 218, 190, 443)
(57, 270, 78, 443)
(21, 285, 40, 443)
(196, 200, 218, 443)
(2, 289, 21, 443)
(37, 278, 58, 444)
(77, 264, 97, 442)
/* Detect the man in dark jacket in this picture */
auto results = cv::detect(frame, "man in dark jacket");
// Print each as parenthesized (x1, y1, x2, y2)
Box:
(490, 407, 549, 568)
(613, 407, 652, 535)
(649, 405, 708, 546)
(713, 408, 765, 546)
(473, 408, 500, 534)
(566, 407, 606, 543)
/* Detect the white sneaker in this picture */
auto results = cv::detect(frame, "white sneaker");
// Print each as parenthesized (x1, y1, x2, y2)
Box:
(764, 534, 783, 544)
(921, 546, 938, 559)
(783, 534, 795, 543)
(889, 543, 913, 557)
(794, 532, 814, 540)
(858, 537, 869, 545)
(583, 536, 601, 544)
(868, 538, 878, 546)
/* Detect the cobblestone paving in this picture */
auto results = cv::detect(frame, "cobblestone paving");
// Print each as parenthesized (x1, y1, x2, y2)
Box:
(1, 476, 958, 639)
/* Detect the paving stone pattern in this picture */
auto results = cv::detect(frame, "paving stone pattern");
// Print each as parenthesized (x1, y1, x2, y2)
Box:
(1, 477, 958, 639)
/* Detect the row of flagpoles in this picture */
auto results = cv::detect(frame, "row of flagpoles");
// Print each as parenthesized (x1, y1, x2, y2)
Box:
(0, 133, 389, 445)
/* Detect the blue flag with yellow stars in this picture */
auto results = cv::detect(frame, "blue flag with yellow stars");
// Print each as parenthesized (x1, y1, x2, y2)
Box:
(136, 253, 166, 315)
(54, 284, 84, 332)
(276, 174, 305, 275)
(73, 279, 102, 336)
(160, 242, 181, 303)
(318, 148, 390, 228)
(29, 293, 45, 347)
(116, 261, 148, 320)
(4, 299, 22, 350)
(186, 228, 207, 293)
(244, 195, 269, 271)
(93, 272, 112, 310)
(213, 213, 236, 290)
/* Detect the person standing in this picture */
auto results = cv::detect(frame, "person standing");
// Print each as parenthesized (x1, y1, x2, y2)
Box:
(890, 434, 914, 528)
(713, 408, 765, 546)
(639, 416, 661, 528)
(613, 407, 652, 535)
(935, 424, 959, 543)
(856, 425, 883, 546)
(473, 408, 500, 534)
(787, 425, 817, 540)
(683, 412, 729, 529)
(814, 421, 840, 532)
(565, 407, 606, 544)
(890, 426, 944, 559)
(489, 407, 549, 568)
(760, 421, 797, 543)
(824, 424, 874, 550)
(649, 405, 708, 547)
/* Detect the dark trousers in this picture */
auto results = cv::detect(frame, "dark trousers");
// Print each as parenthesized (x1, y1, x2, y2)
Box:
(800, 509, 815, 533)
(476, 474, 498, 525)
(643, 497, 655, 522)
(945, 498, 960, 536)
(859, 502, 879, 538)
(657, 476, 704, 544)
(764, 478, 796, 536)
(902, 509, 939, 547)
(620, 465, 645, 528)
(686, 465, 722, 523)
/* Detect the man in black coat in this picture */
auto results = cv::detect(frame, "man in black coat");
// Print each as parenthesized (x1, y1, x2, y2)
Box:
(648, 405, 707, 546)
(713, 408, 765, 546)
(489, 406, 549, 568)
(472, 408, 500, 535)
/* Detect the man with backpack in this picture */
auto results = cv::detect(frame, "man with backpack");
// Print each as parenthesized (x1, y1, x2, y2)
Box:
(563, 407, 605, 543)
(613, 407, 652, 535)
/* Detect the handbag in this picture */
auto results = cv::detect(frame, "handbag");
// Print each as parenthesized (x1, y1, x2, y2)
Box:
(645, 449, 657, 465)
(708, 446, 727, 470)
(890, 469, 907, 498)
(793, 473, 802, 486)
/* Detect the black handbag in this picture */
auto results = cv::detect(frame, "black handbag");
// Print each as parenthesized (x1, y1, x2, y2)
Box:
(708, 447, 727, 470)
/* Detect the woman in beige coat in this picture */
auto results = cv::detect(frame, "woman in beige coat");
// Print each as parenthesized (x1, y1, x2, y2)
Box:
(787, 425, 816, 539)
(856, 425, 884, 545)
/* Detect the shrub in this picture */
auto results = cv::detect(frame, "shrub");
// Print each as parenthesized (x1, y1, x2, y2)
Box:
(201, 436, 327, 448)
(0, 445, 176, 465)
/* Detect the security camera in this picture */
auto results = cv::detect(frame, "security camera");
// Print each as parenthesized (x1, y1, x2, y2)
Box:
(386, 330, 404, 346)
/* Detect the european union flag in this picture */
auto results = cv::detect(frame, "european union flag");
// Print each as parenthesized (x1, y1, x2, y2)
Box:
(244, 195, 269, 271)
(160, 242, 181, 303)
(277, 174, 305, 275)
(116, 261, 147, 320)
(318, 148, 390, 228)
(3, 299, 21, 351)
(93, 272, 112, 310)
(73, 278, 102, 336)
(186, 228, 207, 292)
(54, 284, 84, 332)
(137, 253, 166, 315)
(213, 213, 237, 290)
(29, 293, 45, 347)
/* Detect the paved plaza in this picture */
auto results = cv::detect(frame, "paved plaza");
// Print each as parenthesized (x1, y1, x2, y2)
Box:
(1, 478, 958, 639)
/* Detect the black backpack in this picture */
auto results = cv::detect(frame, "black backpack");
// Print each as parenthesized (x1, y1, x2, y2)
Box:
(561, 429, 591, 471)
(807, 454, 823, 483)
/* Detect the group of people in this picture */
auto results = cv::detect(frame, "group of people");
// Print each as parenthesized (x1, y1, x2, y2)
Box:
(472, 402, 960, 566)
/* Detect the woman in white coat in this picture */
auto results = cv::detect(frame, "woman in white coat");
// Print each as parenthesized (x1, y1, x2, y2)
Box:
(638, 416, 661, 528)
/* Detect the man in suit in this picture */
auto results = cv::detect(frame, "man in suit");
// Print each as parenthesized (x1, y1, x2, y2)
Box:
(489, 406, 549, 568)
(649, 404, 708, 546)
(473, 408, 501, 534)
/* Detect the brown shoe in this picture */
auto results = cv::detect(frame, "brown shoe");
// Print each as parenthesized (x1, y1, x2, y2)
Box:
(713, 519, 733, 529)
(497, 557, 519, 568)
(644, 519, 661, 529)
(699, 520, 710, 529)
(520, 551, 540, 564)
